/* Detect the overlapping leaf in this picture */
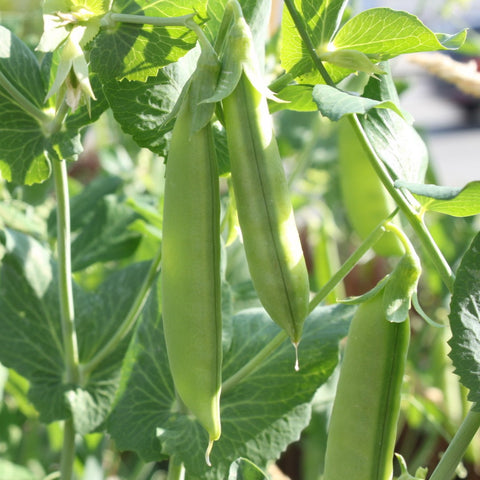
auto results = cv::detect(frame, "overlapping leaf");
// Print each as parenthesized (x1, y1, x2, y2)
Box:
(0, 27, 107, 185)
(281, 0, 348, 84)
(107, 296, 353, 479)
(0, 229, 152, 434)
(280, 4, 465, 86)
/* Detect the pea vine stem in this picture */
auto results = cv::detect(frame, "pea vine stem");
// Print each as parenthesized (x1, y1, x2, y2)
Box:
(282, 0, 336, 87)
(283, 0, 455, 293)
(51, 152, 79, 480)
(51, 156, 79, 385)
(429, 407, 480, 480)
(308, 211, 395, 313)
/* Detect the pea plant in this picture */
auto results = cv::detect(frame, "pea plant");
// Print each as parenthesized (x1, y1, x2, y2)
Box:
(1, 0, 480, 479)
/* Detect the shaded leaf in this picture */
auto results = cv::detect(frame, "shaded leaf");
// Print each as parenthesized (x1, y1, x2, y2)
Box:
(0, 229, 152, 433)
(0, 26, 50, 184)
(107, 298, 353, 479)
(313, 84, 403, 121)
(395, 180, 480, 218)
(448, 232, 480, 410)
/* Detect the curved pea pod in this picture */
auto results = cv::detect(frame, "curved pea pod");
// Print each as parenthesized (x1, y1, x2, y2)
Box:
(323, 290, 410, 480)
(338, 116, 404, 257)
(220, 16, 310, 347)
(161, 45, 222, 460)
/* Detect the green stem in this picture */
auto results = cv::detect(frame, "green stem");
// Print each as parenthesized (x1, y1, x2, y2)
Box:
(0, 70, 51, 124)
(282, 0, 336, 87)
(308, 211, 396, 313)
(429, 407, 480, 480)
(166, 456, 185, 480)
(60, 418, 76, 480)
(222, 331, 288, 394)
(348, 114, 455, 293)
(52, 157, 79, 385)
(102, 12, 195, 28)
(44, 100, 70, 137)
(80, 247, 162, 377)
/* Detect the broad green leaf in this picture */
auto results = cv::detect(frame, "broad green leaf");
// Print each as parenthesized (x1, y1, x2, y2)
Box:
(312, 84, 404, 121)
(395, 180, 480, 218)
(359, 67, 428, 184)
(0, 229, 152, 433)
(332, 8, 466, 59)
(101, 49, 197, 155)
(0, 26, 50, 184)
(280, 0, 348, 84)
(107, 298, 353, 478)
(0, 27, 106, 185)
(90, 0, 205, 82)
(448, 232, 480, 410)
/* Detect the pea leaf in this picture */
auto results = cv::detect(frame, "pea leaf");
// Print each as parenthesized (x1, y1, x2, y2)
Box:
(0, 26, 50, 184)
(312, 84, 404, 121)
(0, 27, 107, 185)
(0, 229, 152, 434)
(101, 49, 197, 156)
(107, 298, 354, 479)
(269, 85, 317, 113)
(48, 176, 143, 271)
(395, 180, 480, 218)
(90, 0, 205, 82)
(332, 8, 466, 58)
(359, 66, 428, 184)
(280, 0, 349, 84)
(448, 231, 480, 410)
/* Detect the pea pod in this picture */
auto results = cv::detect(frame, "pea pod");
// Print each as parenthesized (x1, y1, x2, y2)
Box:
(323, 288, 410, 480)
(220, 11, 310, 347)
(338, 116, 404, 257)
(161, 39, 222, 459)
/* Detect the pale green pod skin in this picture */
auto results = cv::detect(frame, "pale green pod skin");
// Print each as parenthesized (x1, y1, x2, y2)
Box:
(161, 96, 222, 448)
(323, 292, 410, 480)
(222, 73, 310, 344)
(338, 116, 405, 257)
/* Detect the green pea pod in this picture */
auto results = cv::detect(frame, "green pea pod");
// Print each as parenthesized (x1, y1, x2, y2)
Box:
(220, 12, 310, 348)
(161, 40, 222, 461)
(338, 116, 404, 257)
(323, 290, 410, 480)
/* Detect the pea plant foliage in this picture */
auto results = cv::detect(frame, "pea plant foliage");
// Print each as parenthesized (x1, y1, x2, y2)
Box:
(0, 0, 480, 479)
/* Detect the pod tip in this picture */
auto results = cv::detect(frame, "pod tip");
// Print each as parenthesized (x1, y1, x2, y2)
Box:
(293, 341, 300, 371)
(205, 439, 214, 466)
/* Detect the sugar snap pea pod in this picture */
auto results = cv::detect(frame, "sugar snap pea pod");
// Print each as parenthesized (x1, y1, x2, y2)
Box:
(338, 116, 405, 257)
(323, 287, 410, 480)
(161, 35, 221, 462)
(219, 10, 310, 348)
